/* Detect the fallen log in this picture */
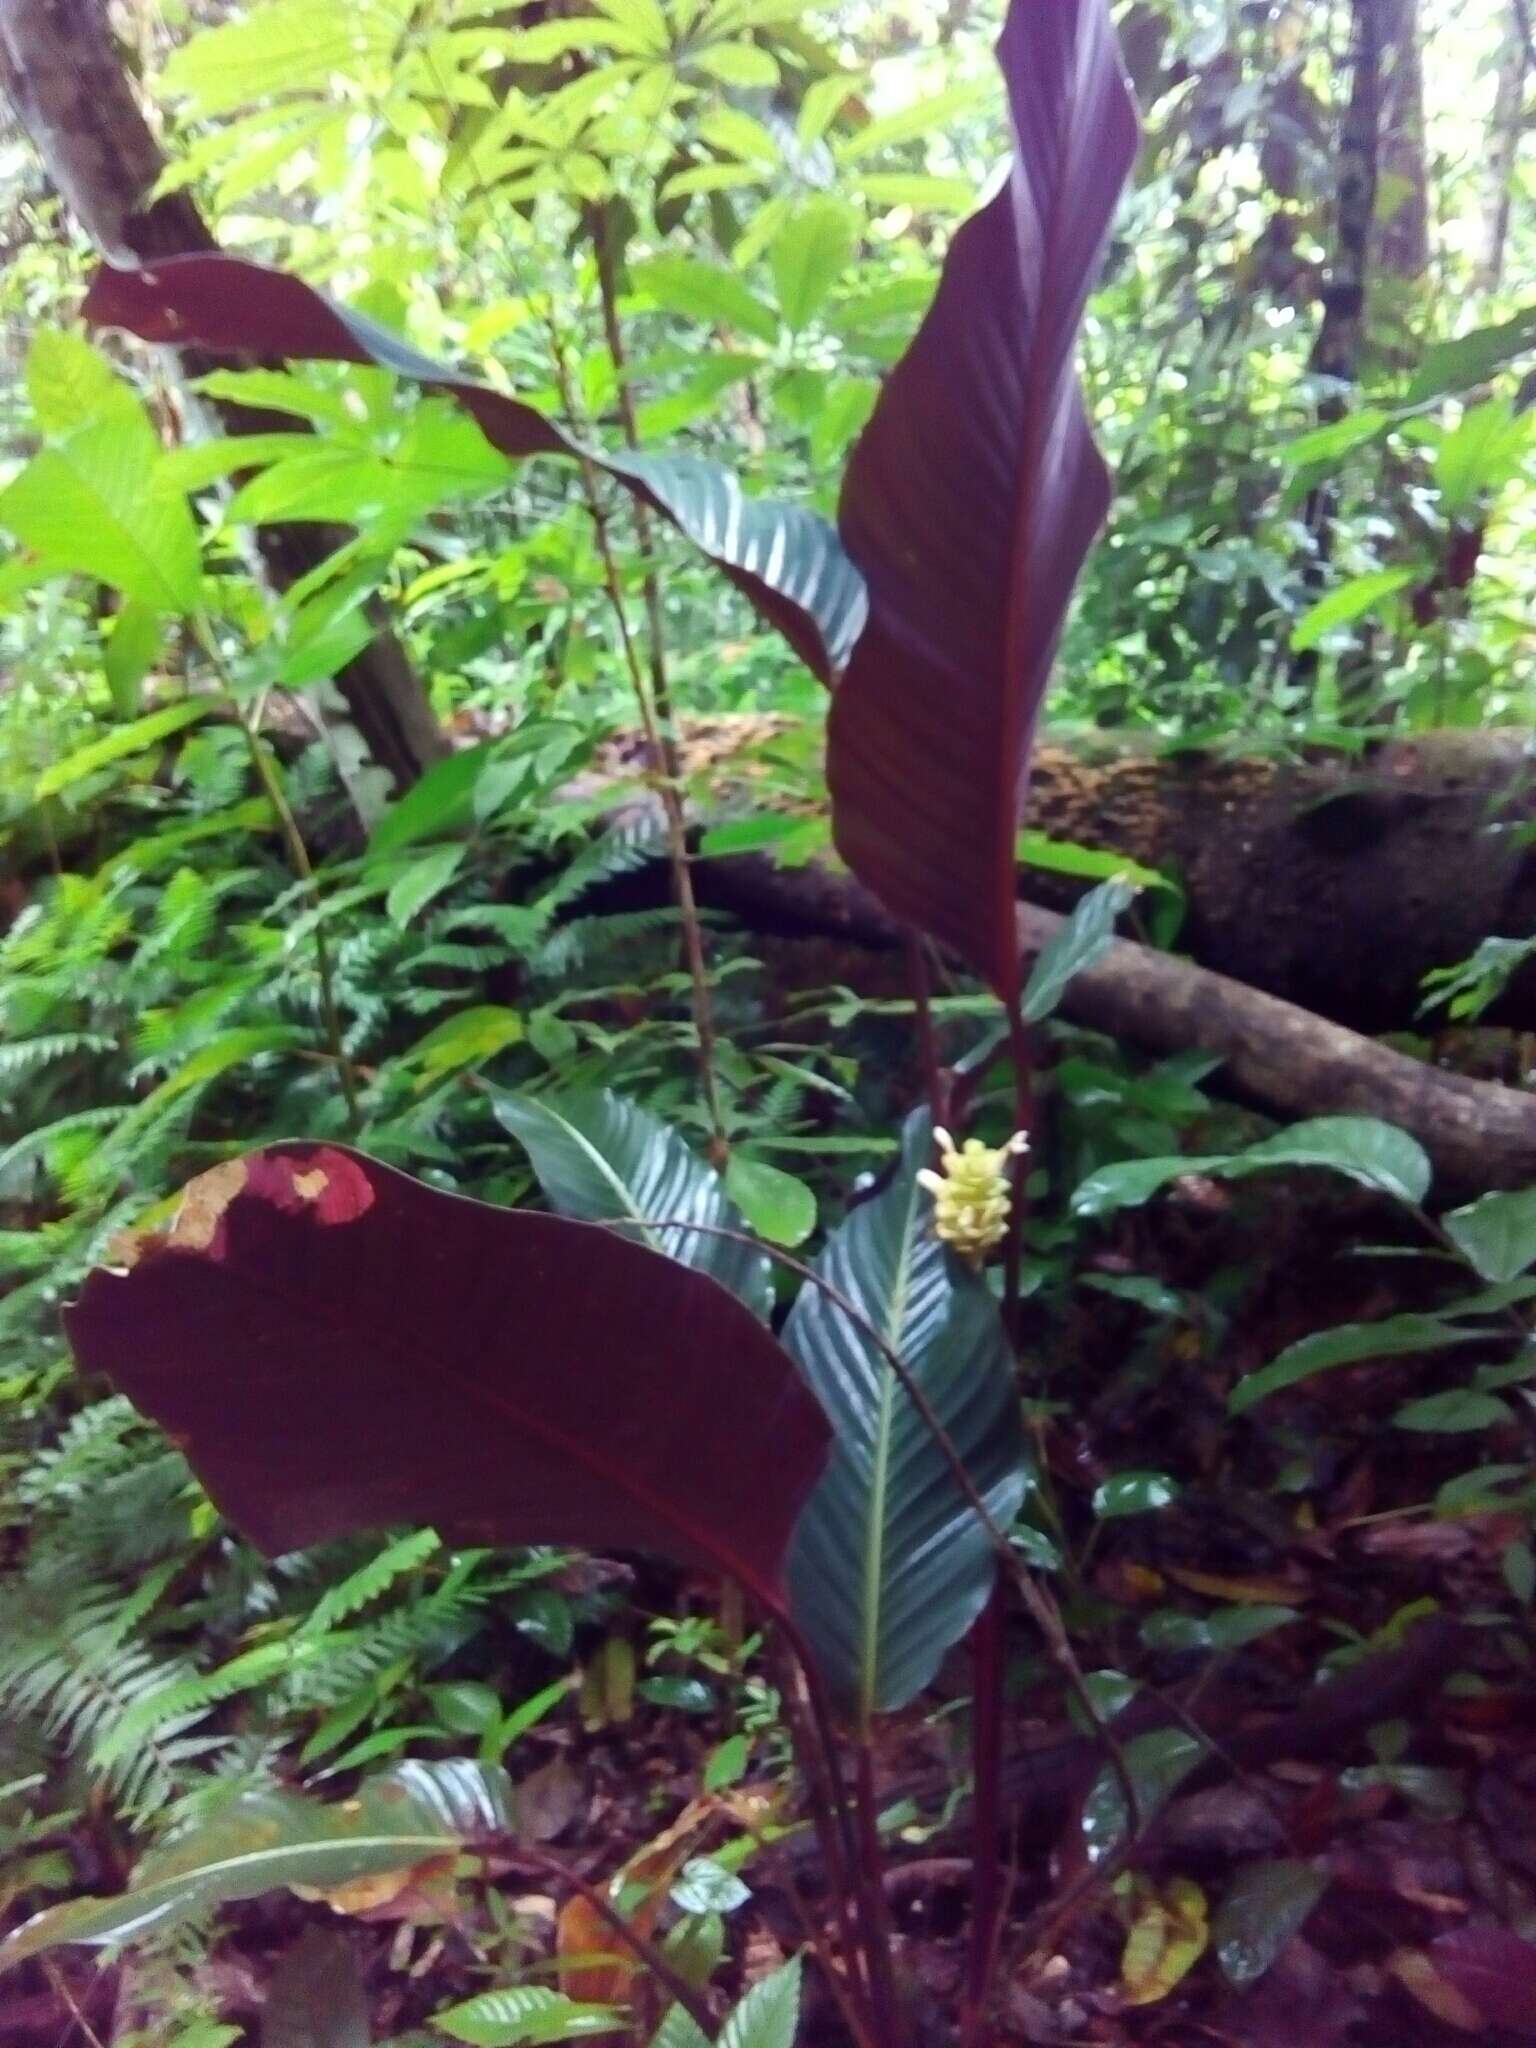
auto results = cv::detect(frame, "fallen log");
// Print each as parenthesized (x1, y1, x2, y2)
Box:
(695, 852, 1536, 1194)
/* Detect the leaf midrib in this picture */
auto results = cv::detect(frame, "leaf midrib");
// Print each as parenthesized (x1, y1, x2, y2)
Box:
(857, 1174, 919, 1730)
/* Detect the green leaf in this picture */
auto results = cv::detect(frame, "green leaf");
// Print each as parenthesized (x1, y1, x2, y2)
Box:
(1229, 1313, 1480, 1415)
(837, 81, 992, 162)
(1392, 1388, 1510, 1433)
(637, 256, 779, 344)
(365, 745, 493, 862)
(1235, 1117, 1431, 1205)
(492, 1088, 771, 1318)
(670, 1857, 750, 1915)
(1093, 1471, 1179, 1519)
(703, 1734, 749, 1791)
(432, 1986, 624, 2045)
(1289, 568, 1416, 652)
(1140, 1605, 1299, 1654)
(102, 603, 165, 718)
(1083, 1728, 1205, 1863)
(261, 1928, 370, 2048)
(386, 845, 468, 927)
(784, 1113, 1030, 1721)
(401, 1006, 524, 1083)
(1072, 1116, 1431, 1221)
(1213, 1860, 1328, 1986)
(25, 331, 135, 435)
(1022, 879, 1136, 1024)
(1016, 830, 1174, 896)
(160, 0, 403, 115)
(690, 39, 779, 86)
(652, 2008, 712, 2048)
(0, 411, 201, 614)
(0, 1760, 514, 1970)
(36, 699, 209, 799)
(1281, 409, 1392, 468)
(724, 1156, 816, 1248)
(1435, 400, 1532, 514)
(769, 197, 859, 331)
(719, 1957, 802, 2048)
(1406, 303, 1536, 403)
(1443, 1187, 1536, 1283)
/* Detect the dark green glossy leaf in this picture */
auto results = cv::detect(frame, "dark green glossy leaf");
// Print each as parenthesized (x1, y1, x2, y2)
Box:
(1392, 1388, 1510, 1433)
(785, 1114, 1030, 1721)
(1406, 303, 1536, 402)
(1074, 1116, 1432, 1220)
(1, 1760, 514, 1970)
(1022, 878, 1136, 1024)
(1093, 1471, 1179, 1519)
(492, 1089, 771, 1319)
(1082, 1728, 1206, 1864)
(1213, 1859, 1328, 1987)
(1230, 1313, 1479, 1414)
(1140, 1605, 1299, 1653)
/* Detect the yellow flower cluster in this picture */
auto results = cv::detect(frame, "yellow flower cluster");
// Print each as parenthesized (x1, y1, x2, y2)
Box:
(916, 1125, 1029, 1266)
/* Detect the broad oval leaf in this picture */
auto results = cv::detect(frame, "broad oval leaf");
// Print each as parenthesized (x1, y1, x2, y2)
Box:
(84, 257, 866, 684)
(1213, 1859, 1328, 1988)
(1072, 1115, 1432, 1221)
(785, 1115, 1029, 1721)
(827, 0, 1138, 994)
(1443, 1186, 1536, 1284)
(493, 1089, 771, 1318)
(0, 1758, 514, 1971)
(62, 1145, 828, 1612)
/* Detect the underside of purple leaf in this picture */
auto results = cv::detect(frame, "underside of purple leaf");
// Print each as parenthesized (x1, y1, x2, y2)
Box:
(828, 0, 1138, 996)
(83, 257, 866, 684)
(63, 1145, 830, 1615)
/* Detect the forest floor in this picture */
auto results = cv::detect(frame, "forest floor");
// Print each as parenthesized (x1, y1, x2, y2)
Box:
(7, 1160, 1536, 2048)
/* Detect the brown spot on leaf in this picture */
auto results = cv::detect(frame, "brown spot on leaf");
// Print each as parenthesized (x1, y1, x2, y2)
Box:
(291, 1168, 330, 1202)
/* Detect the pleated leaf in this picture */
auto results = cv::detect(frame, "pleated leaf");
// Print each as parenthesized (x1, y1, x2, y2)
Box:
(83, 257, 866, 684)
(828, 0, 1139, 995)
(785, 1115, 1029, 1721)
(493, 1088, 772, 1319)
(61, 1144, 828, 1614)
(0, 1758, 513, 1969)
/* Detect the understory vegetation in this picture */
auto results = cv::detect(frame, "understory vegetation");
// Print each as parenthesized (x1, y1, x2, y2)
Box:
(1, 0, 1535, 2043)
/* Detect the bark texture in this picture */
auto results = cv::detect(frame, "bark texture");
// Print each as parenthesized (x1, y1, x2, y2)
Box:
(1475, 3, 1529, 293)
(0, 0, 447, 791)
(676, 728, 1536, 1033)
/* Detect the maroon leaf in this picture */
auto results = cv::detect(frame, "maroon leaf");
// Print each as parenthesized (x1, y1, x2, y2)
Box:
(1429, 1926, 1536, 2034)
(82, 259, 864, 685)
(828, 0, 1138, 996)
(63, 1145, 829, 1614)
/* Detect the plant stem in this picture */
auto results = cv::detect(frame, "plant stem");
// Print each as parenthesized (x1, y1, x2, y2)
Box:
(591, 205, 679, 750)
(512, 1843, 717, 2037)
(964, 989, 1035, 2044)
(905, 930, 948, 1129)
(852, 1739, 908, 2047)
(543, 312, 726, 1159)
(191, 618, 359, 1130)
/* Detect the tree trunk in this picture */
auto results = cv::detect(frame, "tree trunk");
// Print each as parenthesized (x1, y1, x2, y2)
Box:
(1372, 0, 1430, 282)
(0, 0, 448, 792)
(1291, 0, 1383, 704)
(666, 727, 1536, 1033)
(1474, 3, 1529, 293)
(696, 855, 1536, 1196)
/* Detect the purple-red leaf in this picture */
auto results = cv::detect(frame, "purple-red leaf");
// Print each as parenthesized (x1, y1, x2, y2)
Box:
(1428, 1927, 1536, 2034)
(82, 258, 865, 684)
(829, 0, 1138, 996)
(63, 1145, 829, 1615)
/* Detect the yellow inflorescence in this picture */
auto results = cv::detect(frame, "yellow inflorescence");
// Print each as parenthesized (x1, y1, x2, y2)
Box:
(916, 1125, 1029, 1266)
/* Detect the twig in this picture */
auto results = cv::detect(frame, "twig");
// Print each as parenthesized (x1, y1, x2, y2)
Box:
(191, 619, 360, 1129)
(512, 1842, 718, 2037)
(40, 1957, 109, 2048)
(542, 313, 727, 1159)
